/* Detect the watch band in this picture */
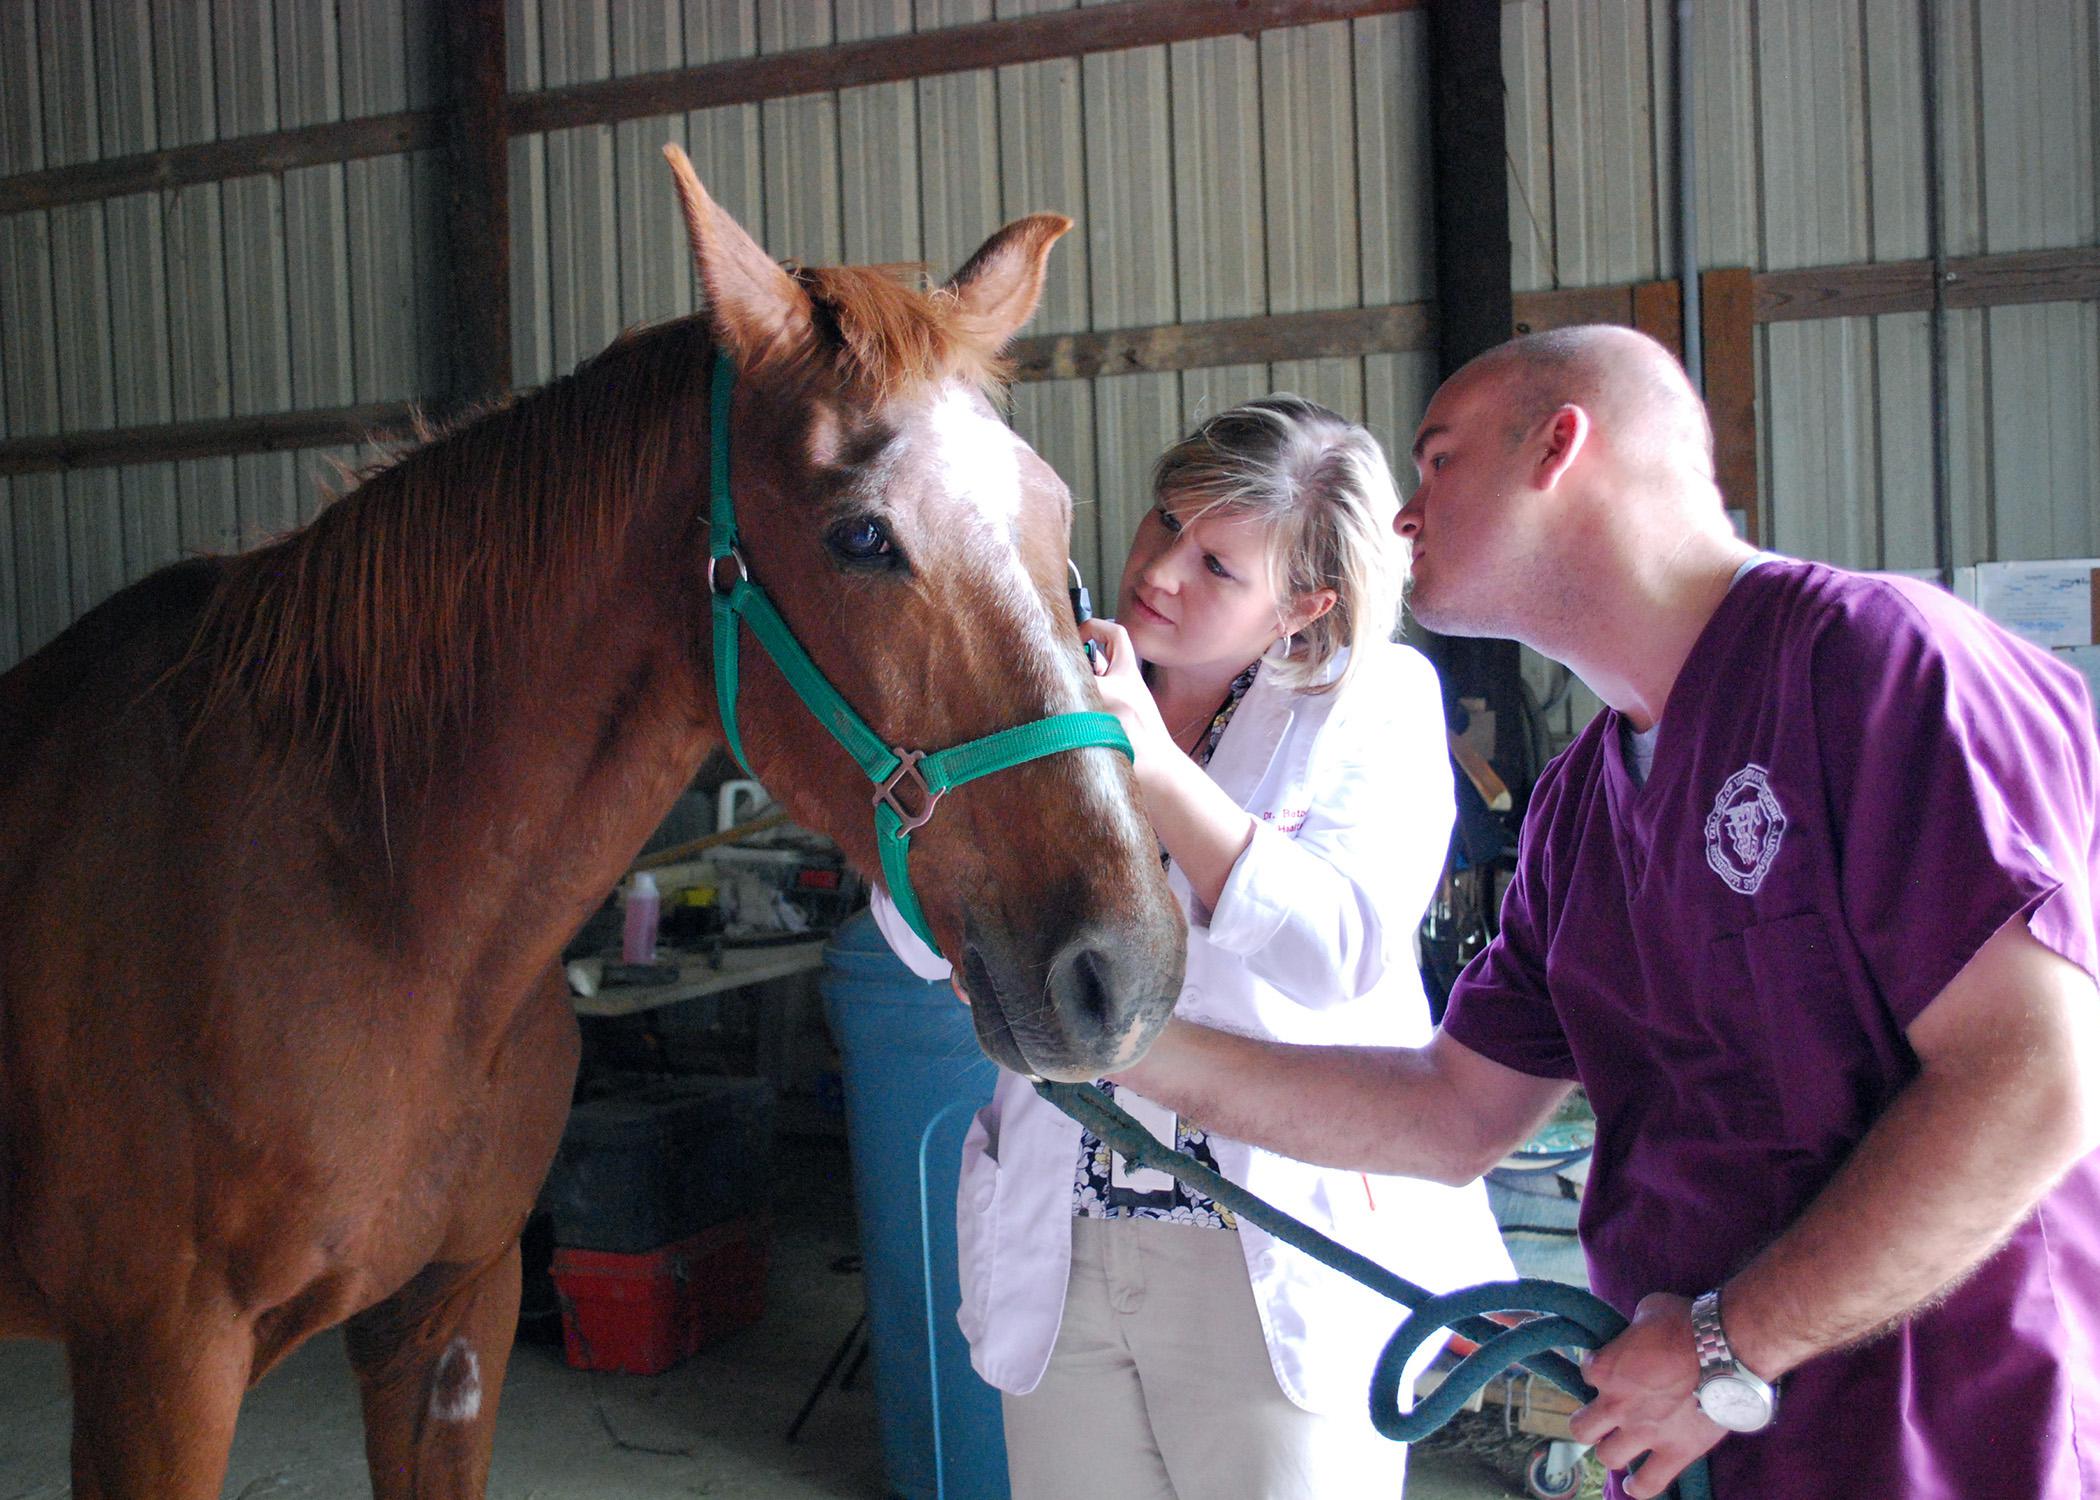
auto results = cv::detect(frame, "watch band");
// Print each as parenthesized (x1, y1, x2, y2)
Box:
(1691, 1287, 1779, 1433)
(1691, 1289, 1736, 1374)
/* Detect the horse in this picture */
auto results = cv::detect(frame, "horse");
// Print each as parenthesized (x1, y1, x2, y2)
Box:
(0, 145, 1184, 1499)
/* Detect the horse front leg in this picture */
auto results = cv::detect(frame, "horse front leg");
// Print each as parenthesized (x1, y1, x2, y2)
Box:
(345, 1243, 522, 1500)
(67, 1318, 250, 1499)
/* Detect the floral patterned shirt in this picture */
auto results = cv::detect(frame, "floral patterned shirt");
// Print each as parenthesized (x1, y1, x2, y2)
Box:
(1073, 661, 1260, 1229)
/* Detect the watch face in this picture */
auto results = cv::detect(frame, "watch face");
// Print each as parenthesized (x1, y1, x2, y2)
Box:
(1697, 1375, 1774, 1433)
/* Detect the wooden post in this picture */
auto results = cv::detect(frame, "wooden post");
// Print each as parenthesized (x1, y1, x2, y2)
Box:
(1700, 267, 1759, 545)
(1425, 0, 1529, 799)
(439, 0, 511, 402)
(1631, 277, 1684, 362)
(1428, 0, 1512, 376)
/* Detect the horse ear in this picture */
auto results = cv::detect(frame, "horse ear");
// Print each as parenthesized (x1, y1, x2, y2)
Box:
(663, 143, 812, 365)
(943, 213, 1073, 346)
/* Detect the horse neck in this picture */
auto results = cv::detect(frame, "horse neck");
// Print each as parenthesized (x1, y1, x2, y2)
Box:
(383, 468, 717, 989)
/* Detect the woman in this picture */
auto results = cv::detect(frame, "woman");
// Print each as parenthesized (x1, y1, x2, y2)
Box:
(876, 396, 1511, 1499)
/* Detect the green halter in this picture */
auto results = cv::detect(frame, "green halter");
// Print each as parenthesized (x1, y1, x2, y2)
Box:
(706, 350, 1132, 950)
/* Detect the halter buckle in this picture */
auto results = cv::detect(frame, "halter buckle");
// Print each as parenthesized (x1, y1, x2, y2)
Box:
(875, 749, 944, 834)
(709, 548, 749, 597)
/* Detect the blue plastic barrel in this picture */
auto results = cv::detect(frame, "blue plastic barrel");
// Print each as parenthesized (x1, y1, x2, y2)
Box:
(821, 911, 1009, 1500)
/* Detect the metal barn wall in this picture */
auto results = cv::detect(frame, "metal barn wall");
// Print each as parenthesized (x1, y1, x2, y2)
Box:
(1506, 0, 2100, 743)
(501, 0, 1438, 626)
(2, 1, 2093, 718)
(0, 0, 438, 671)
(0, 0, 1434, 675)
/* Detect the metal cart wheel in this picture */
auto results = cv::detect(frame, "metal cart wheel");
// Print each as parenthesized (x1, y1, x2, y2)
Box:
(1525, 1439, 1586, 1500)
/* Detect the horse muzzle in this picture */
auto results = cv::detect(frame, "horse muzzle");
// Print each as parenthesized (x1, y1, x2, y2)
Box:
(961, 914, 1182, 1083)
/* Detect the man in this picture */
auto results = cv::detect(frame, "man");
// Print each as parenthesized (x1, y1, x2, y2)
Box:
(1117, 326, 2100, 1498)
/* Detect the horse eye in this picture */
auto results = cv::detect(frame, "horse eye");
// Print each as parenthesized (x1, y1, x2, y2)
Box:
(827, 516, 896, 566)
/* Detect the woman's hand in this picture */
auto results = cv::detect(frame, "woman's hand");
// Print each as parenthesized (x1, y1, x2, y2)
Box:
(1079, 618, 1175, 768)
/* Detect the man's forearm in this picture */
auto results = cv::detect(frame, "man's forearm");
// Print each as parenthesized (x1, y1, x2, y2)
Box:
(1721, 1055, 2091, 1379)
(1720, 930, 2100, 1379)
(1114, 1020, 1570, 1186)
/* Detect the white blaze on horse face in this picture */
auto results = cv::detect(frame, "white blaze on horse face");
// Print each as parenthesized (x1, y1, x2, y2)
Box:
(920, 384, 1142, 841)
(926, 384, 1025, 528)
(429, 1335, 483, 1424)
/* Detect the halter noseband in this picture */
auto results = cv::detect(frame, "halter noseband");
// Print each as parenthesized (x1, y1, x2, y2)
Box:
(705, 350, 1133, 950)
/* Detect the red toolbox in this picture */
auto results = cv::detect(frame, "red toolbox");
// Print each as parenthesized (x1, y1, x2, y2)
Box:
(550, 1215, 769, 1375)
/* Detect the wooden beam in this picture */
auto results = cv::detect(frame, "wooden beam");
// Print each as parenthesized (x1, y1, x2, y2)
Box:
(1754, 259, 1937, 322)
(0, 404, 431, 477)
(0, 112, 437, 215)
(439, 0, 512, 401)
(1631, 277, 1684, 360)
(1943, 246, 2100, 311)
(1512, 284, 1635, 333)
(1008, 302, 1434, 383)
(510, 0, 1420, 136)
(14, 247, 2099, 477)
(1702, 267, 1760, 547)
(1754, 248, 2100, 322)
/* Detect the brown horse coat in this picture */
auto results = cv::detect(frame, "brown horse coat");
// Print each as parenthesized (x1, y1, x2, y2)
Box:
(0, 150, 1180, 1499)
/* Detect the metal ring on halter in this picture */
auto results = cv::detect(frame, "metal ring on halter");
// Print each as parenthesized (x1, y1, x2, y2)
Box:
(874, 748, 945, 834)
(709, 547, 750, 596)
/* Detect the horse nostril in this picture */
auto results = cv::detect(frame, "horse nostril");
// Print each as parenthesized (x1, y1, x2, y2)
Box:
(1047, 943, 1116, 1031)
(962, 941, 1003, 1015)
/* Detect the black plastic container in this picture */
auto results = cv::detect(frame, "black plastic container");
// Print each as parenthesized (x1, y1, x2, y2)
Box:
(542, 1075, 775, 1253)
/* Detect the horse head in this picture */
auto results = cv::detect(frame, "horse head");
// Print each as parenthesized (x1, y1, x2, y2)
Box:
(663, 147, 1183, 1082)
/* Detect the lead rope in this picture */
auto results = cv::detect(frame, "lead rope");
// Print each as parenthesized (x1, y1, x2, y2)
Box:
(1034, 1080, 1714, 1500)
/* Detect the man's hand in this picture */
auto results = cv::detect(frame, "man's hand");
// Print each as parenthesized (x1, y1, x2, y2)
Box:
(1568, 1293, 1727, 1499)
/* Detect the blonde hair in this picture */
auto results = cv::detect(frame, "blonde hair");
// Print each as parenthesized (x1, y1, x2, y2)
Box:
(1150, 396, 1405, 693)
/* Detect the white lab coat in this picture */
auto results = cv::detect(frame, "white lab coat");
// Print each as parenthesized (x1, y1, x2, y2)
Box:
(872, 638, 1514, 1416)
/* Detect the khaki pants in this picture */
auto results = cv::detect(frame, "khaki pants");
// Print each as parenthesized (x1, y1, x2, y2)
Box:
(1001, 1215, 1408, 1500)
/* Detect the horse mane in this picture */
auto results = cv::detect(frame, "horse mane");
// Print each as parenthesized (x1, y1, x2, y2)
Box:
(190, 315, 716, 804)
(187, 260, 1007, 812)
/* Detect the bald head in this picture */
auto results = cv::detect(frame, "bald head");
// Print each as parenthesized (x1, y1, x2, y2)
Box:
(1456, 325, 1714, 478)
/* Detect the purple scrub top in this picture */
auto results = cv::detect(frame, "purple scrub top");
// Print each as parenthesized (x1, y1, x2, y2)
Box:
(1443, 560, 2100, 1499)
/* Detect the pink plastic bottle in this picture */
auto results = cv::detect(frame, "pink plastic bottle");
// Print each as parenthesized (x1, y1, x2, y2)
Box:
(621, 871, 661, 963)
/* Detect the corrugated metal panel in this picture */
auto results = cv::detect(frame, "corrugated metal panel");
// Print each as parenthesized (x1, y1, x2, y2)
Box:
(995, 1, 1100, 583)
(1354, 10, 1433, 490)
(1080, 22, 1180, 584)
(539, 3, 622, 381)
(508, 0, 554, 387)
(1503, 2, 1555, 295)
(610, 2, 694, 329)
(1688, 0, 1757, 270)
(1264, 19, 1363, 417)
(681, 0, 765, 262)
(100, 1, 179, 583)
(759, 2, 842, 268)
(1968, 0, 2100, 561)
(916, 0, 1001, 277)
(5, 1, 2093, 682)
(1544, 0, 1666, 287)
(41, 1, 126, 620)
(835, 2, 921, 268)
(215, 0, 300, 549)
(1170, 30, 1265, 435)
(2, 3, 68, 661)
(343, 0, 430, 402)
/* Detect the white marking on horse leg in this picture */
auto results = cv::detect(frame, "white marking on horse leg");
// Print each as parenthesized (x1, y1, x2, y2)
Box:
(428, 1335, 483, 1424)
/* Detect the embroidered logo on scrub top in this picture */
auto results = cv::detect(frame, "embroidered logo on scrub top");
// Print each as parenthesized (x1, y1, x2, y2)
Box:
(1704, 764, 1787, 894)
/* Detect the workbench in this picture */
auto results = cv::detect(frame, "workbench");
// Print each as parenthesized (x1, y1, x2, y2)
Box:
(569, 940, 830, 1018)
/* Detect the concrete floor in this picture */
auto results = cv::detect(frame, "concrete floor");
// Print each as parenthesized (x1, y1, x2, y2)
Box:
(0, 1132, 1526, 1499)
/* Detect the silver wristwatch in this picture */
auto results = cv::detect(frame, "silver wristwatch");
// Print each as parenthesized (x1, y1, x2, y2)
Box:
(1691, 1289, 1778, 1433)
